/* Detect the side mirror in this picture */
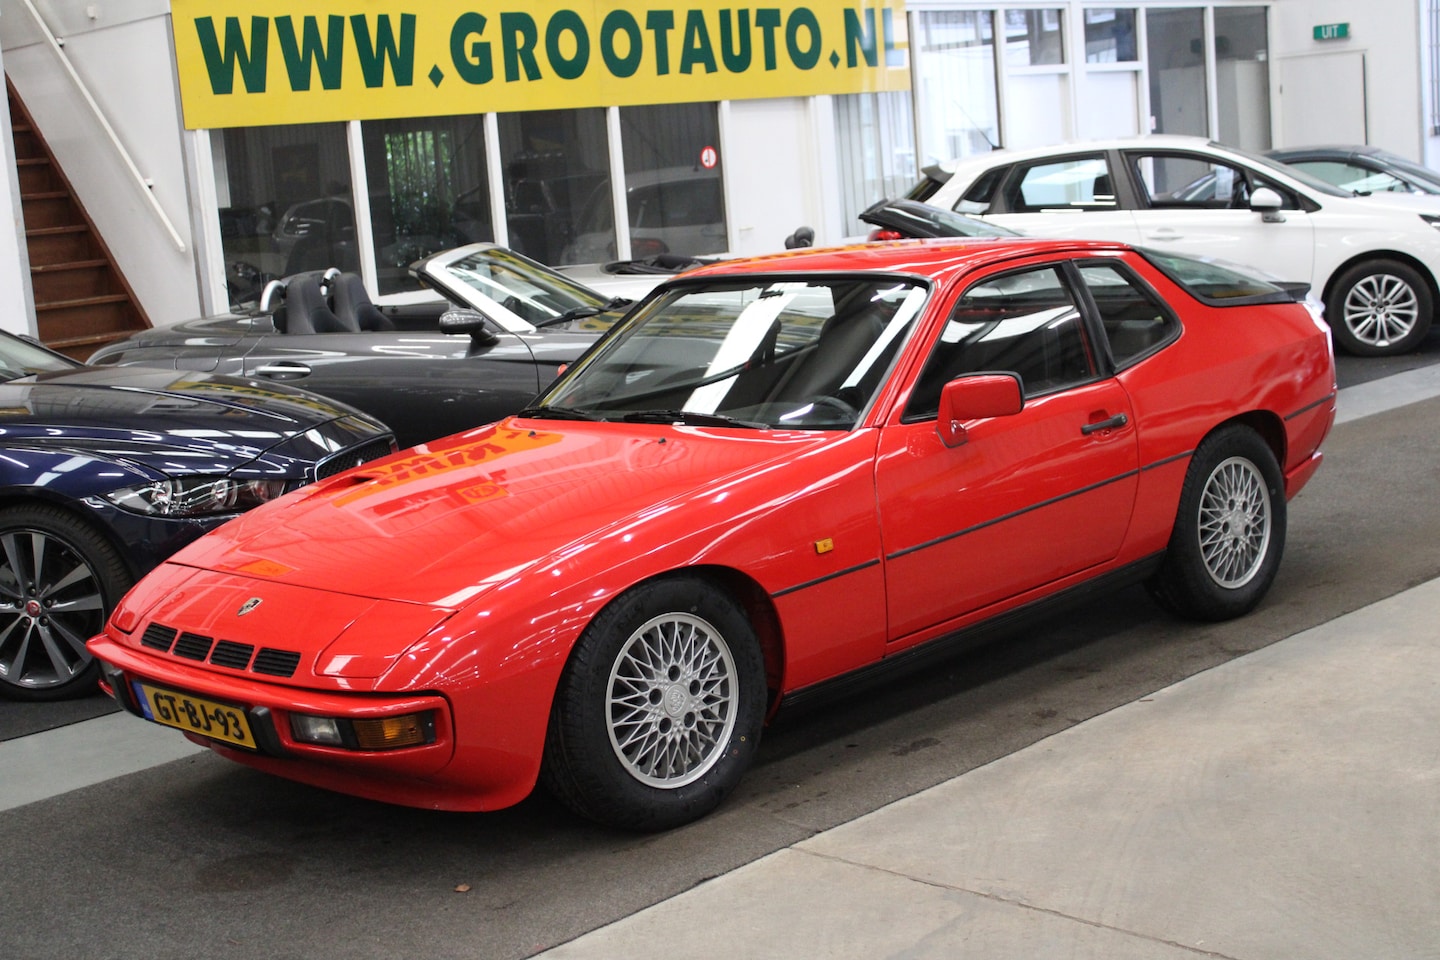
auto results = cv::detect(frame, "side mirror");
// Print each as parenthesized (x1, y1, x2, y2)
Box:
(1250, 186, 1285, 222)
(936, 373, 1023, 448)
(438, 309, 500, 347)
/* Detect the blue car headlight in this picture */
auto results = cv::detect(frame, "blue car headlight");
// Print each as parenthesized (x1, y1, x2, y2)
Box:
(104, 477, 287, 517)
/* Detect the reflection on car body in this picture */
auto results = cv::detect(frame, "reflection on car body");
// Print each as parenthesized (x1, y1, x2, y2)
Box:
(91, 238, 1335, 830)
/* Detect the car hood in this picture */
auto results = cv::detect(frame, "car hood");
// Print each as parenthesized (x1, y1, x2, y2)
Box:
(1325, 190, 1440, 215)
(0, 365, 383, 474)
(167, 418, 838, 607)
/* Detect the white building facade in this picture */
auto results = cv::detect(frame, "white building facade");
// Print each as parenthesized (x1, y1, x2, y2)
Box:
(0, 0, 1436, 337)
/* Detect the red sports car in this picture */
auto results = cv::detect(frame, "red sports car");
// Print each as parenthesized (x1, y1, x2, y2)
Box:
(89, 239, 1336, 830)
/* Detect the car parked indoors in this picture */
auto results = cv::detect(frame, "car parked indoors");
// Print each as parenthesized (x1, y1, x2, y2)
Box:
(90, 238, 1335, 830)
(88, 246, 663, 448)
(914, 135, 1440, 356)
(0, 330, 395, 701)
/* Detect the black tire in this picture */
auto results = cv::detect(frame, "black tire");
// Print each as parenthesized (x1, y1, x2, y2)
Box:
(542, 576, 766, 831)
(0, 504, 133, 701)
(1147, 425, 1286, 622)
(1325, 259, 1433, 356)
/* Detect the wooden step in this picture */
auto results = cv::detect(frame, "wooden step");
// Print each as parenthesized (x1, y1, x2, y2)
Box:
(30, 260, 114, 302)
(18, 192, 80, 230)
(25, 225, 100, 265)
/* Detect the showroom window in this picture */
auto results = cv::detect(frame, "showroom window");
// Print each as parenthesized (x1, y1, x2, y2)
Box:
(1214, 7, 1271, 151)
(1002, 9, 1069, 147)
(913, 11, 1000, 164)
(835, 91, 918, 236)
(211, 123, 353, 306)
(1079, 8, 1141, 139)
(588, 103, 728, 262)
(1004, 9, 1065, 66)
(1146, 8, 1208, 136)
(361, 115, 492, 294)
(1084, 9, 1138, 63)
(496, 108, 611, 267)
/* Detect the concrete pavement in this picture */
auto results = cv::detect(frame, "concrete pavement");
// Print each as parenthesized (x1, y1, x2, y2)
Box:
(540, 570, 1440, 959)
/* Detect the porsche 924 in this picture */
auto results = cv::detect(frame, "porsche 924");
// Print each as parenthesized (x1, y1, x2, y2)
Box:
(89, 239, 1336, 829)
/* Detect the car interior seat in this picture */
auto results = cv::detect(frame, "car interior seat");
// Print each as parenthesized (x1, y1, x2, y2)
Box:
(281, 275, 355, 335)
(329, 273, 395, 331)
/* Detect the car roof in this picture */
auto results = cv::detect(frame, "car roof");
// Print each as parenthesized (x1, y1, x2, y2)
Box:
(928, 134, 1220, 178)
(674, 237, 1133, 282)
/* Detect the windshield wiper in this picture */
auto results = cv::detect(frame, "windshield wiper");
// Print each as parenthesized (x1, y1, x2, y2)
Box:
(533, 297, 634, 329)
(515, 404, 605, 421)
(618, 410, 766, 429)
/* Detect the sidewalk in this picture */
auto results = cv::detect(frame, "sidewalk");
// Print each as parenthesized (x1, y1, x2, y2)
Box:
(539, 575, 1440, 959)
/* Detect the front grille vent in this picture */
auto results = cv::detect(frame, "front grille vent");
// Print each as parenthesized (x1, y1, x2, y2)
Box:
(173, 632, 213, 661)
(139, 622, 302, 679)
(252, 648, 303, 677)
(141, 624, 177, 652)
(209, 641, 256, 670)
(316, 437, 396, 481)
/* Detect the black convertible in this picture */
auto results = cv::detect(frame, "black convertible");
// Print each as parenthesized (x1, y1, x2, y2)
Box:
(89, 246, 649, 448)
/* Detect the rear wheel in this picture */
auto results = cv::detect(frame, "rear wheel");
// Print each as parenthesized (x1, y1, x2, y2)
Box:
(0, 505, 133, 701)
(1326, 259, 1432, 356)
(1147, 425, 1286, 622)
(542, 576, 766, 831)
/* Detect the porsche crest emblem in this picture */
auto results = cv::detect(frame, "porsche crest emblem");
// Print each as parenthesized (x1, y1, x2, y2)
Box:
(236, 597, 263, 616)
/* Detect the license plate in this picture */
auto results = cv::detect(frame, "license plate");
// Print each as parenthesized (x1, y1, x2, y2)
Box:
(133, 682, 256, 750)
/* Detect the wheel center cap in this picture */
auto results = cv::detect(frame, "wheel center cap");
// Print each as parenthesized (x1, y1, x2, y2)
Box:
(23, 599, 42, 618)
(664, 685, 688, 716)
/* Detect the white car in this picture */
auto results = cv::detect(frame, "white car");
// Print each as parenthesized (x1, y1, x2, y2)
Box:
(912, 135, 1440, 355)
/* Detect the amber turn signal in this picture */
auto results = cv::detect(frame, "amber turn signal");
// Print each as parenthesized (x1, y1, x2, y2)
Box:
(352, 714, 429, 750)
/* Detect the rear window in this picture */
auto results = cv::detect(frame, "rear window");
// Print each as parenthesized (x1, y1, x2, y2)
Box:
(1138, 249, 1301, 306)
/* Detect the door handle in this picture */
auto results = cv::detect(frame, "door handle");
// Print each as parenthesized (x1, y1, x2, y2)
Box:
(1081, 413, 1128, 435)
(253, 362, 312, 379)
(1144, 228, 1181, 241)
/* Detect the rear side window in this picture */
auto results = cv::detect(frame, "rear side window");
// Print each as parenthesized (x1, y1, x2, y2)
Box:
(954, 166, 1007, 213)
(1005, 155, 1116, 212)
(1139, 249, 1298, 306)
(1075, 262, 1180, 366)
(905, 265, 1095, 419)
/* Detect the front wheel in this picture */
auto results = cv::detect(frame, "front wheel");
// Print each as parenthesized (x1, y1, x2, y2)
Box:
(0, 505, 133, 700)
(542, 576, 767, 831)
(1147, 425, 1286, 622)
(1326, 259, 1433, 356)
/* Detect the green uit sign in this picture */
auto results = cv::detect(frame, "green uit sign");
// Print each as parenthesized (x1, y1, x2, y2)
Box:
(1313, 23, 1349, 41)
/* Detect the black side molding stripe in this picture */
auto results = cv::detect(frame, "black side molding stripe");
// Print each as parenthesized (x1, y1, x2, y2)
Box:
(887, 469, 1140, 561)
(1285, 392, 1336, 421)
(773, 558, 882, 599)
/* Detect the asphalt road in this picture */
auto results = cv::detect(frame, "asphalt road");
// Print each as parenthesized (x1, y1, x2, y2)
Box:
(4, 339, 1439, 960)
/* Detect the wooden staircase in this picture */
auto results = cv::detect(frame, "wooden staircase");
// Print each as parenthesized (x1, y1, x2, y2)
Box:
(7, 78, 149, 360)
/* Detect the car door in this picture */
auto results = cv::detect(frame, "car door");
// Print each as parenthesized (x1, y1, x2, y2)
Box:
(240, 328, 546, 447)
(875, 261, 1139, 649)
(1122, 149, 1316, 286)
(982, 151, 1143, 243)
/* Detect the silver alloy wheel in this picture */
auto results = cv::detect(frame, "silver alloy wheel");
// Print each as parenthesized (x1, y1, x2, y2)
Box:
(606, 612, 738, 789)
(1197, 456, 1272, 589)
(0, 529, 103, 691)
(1342, 272, 1420, 349)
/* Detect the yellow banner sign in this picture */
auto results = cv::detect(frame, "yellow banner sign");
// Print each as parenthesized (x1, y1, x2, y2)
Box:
(171, 1, 911, 129)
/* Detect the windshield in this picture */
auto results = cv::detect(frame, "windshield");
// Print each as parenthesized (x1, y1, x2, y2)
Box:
(1219, 143, 1351, 198)
(0, 333, 79, 381)
(539, 275, 929, 430)
(437, 247, 609, 329)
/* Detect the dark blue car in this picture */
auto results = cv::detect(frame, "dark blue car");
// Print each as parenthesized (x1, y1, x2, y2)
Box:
(0, 331, 395, 701)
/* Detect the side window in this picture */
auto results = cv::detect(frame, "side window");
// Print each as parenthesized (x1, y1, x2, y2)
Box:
(955, 166, 1007, 214)
(1128, 152, 1300, 210)
(1075, 262, 1180, 366)
(905, 266, 1095, 420)
(1005, 155, 1116, 212)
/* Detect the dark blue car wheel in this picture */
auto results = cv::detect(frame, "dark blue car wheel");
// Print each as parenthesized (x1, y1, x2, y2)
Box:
(0, 505, 133, 701)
